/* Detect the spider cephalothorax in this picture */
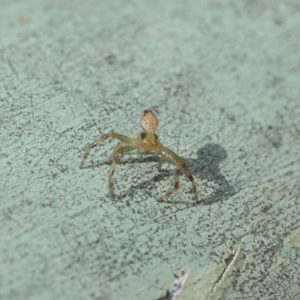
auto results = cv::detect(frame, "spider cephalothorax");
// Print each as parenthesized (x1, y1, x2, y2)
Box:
(80, 109, 199, 202)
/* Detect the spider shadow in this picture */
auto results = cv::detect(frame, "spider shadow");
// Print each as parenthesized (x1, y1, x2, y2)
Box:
(114, 143, 235, 205)
(184, 143, 235, 205)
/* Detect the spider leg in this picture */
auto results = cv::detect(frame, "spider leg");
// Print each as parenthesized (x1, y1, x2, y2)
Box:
(108, 143, 126, 163)
(157, 164, 181, 202)
(108, 145, 136, 200)
(157, 146, 199, 202)
(80, 133, 135, 169)
(158, 155, 165, 171)
(181, 161, 199, 202)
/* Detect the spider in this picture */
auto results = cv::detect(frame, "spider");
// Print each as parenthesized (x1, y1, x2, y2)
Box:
(80, 109, 199, 202)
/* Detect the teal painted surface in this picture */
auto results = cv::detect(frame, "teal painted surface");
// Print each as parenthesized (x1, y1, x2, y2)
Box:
(1, 0, 300, 299)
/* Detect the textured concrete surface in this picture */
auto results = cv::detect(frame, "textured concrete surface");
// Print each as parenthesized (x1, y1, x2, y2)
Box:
(1, 0, 300, 299)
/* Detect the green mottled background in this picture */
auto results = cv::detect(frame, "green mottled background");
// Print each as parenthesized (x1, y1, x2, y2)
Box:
(1, 0, 300, 299)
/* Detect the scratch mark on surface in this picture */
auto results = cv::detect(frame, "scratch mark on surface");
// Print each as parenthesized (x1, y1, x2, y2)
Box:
(214, 247, 240, 285)
(32, 142, 55, 168)
(30, 93, 35, 121)
(29, 92, 37, 143)
(206, 246, 242, 300)
(7, 59, 18, 75)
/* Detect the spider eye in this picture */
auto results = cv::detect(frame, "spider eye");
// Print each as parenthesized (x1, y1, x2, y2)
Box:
(140, 109, 159, 133)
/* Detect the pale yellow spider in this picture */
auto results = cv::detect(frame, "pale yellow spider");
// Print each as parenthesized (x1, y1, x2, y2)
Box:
(80, 109, 199, 202)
